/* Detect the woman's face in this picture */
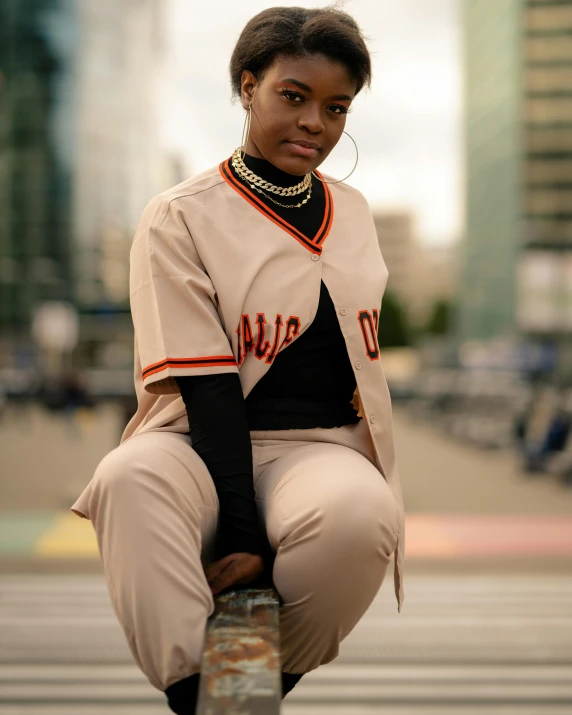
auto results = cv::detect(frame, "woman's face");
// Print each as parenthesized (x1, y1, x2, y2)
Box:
(240, 53, 357, 176)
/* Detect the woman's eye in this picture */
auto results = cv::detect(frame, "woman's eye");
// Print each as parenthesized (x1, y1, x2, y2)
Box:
(280, 90, 350, 115)
(282, 90, 303, 103)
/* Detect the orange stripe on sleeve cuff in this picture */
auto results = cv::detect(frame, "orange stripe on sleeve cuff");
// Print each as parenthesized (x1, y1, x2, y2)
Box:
(142, 356, 237, 379)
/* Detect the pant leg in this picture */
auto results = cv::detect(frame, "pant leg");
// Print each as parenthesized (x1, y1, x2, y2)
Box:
(253, 427, 400, 675)
(70, 430, 219, 691)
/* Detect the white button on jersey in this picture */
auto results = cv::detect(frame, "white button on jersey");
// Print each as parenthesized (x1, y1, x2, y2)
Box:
(355, 361, 362, 369)
(311, 254, 319, 261)
(340, 308, 347, 315)
(370, 415, 376, 423)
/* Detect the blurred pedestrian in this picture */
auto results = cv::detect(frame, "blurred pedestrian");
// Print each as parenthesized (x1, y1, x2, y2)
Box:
(60, 369, 94, 438)
(70, 7, 406, 714)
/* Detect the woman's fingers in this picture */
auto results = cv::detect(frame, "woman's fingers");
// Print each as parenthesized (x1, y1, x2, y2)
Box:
(204, 553, 264, 595)
(204, 556, 233, 593)
(208, 559, 239, 595)
(204, 555, 232, 583)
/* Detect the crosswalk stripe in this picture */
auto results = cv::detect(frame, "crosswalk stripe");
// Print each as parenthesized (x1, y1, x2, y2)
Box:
(0, 574, 570, 712)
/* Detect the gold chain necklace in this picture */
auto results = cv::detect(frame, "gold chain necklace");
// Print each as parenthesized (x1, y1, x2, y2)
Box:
(247, 178, 313, 208)
(231, 147, 311, 196)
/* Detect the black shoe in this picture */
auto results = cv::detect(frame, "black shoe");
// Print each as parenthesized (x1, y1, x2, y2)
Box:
(165, 672, 200, 715)
(281, 671, 304, 698)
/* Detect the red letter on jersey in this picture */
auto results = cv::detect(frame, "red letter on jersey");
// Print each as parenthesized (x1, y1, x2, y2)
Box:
(237, 314, 254, 366)
(358, 310, 380, 361)
(265, 314, 284, 364)
(280, 316, 301, 351)
(254, 313, 271, 360)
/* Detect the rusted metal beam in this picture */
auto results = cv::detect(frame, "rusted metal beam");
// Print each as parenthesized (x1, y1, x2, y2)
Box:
(197, 586, 281, 715)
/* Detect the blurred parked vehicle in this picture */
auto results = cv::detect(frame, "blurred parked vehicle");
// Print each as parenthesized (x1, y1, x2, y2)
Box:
(406, 367, 572, 490)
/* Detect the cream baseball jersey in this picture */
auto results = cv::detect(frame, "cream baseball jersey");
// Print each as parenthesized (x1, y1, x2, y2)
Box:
(124, 158, 406, 612)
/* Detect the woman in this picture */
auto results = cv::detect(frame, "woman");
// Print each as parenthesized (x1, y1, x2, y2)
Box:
(71, 6, 406, 714)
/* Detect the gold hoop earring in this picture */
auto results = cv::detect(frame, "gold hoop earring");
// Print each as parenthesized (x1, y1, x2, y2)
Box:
(241, 105, 252, 159)
(312, 130, 358, 184)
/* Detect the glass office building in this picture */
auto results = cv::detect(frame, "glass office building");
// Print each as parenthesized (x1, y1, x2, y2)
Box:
(0, 0, 77, 328)
(0, 0, 164, 344)
(458, 0, 572, 355)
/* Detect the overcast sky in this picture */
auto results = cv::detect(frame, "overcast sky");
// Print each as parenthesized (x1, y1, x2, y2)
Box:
(161, 0, 462, 246)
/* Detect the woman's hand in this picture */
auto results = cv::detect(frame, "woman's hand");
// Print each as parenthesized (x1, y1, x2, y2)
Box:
(204, 553, 265, 595)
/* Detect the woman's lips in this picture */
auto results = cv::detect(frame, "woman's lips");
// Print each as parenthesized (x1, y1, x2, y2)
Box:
(286, 142, 319, 158)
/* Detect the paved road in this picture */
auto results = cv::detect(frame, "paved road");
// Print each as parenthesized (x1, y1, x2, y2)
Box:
(1, 573, 571, 715)
(2, 402, 572, 515)
(0, 404, 122, 511)
(392, 407, 572, 516)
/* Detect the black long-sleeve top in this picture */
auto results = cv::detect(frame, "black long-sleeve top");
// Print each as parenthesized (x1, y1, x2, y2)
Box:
(176, 152, 359, 563)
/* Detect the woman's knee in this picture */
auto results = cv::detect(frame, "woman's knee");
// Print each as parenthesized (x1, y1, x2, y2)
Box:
(274, 483, 398, 611)
(90, 434, 184, 513)
(274, 475, 399, 589)
(93, 445, 128, 489)
(93, 433, 193, 492)
(92, 440, 146, 500)
(320, 479, 400, 557)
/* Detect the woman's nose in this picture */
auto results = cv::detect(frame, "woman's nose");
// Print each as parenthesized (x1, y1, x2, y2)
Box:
(297, 107, 325, 134)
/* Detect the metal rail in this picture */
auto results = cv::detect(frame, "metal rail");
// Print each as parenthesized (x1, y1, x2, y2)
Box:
(197, 586, 282, 715)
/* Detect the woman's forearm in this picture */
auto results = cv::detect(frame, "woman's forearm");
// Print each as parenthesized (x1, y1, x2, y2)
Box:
(175, 374, 270, 561)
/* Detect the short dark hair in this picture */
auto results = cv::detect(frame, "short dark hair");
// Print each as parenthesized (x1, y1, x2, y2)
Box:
(229, 6, 372, 99)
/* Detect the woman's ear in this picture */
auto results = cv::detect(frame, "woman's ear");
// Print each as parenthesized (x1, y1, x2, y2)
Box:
(240, 70, 257, 110)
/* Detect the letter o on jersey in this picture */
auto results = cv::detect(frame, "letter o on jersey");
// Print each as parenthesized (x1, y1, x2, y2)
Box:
(358, 310, 380, 361)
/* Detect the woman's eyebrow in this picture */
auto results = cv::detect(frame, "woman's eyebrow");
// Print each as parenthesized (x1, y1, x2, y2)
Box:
(280, 78, 353, 101)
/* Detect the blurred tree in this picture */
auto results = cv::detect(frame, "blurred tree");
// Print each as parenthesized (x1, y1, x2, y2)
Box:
(378, 291, 411, 348)
(426, 299, 452, 335)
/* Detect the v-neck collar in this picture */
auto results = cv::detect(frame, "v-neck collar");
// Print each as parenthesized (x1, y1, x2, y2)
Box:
(219, 157, 334, 255)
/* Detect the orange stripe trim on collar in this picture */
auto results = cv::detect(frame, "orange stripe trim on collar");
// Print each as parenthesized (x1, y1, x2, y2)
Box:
(219, 159, 334, 254)
(313, 170, 334, 246)
(219, 159, 319, 254)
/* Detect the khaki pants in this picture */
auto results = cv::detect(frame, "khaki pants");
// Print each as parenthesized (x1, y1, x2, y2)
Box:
(71, 419, 401, 692)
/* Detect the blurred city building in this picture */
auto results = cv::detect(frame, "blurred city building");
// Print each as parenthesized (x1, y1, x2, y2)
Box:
(374, 211, 458, 328)
(458, 0, 572, 378)
(417, 243, 459, 328)
(0, 0, 166, 369)
(0, 0, 75, 328)
(74, 0, 165, 310)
